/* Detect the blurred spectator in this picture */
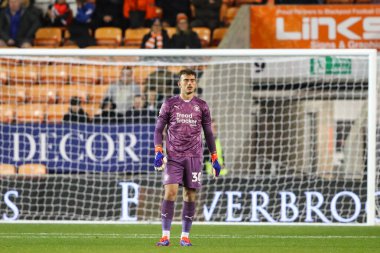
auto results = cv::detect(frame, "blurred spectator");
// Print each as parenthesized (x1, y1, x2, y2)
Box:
(67, 0, 96, 48)
(145, 65, 177, 98)
(140, 18, 169, 49)
(0, 0, 41, 47)
(63, 96, 90, 123)
(44, 0, 73, 27)
(123, 0, 157, 28)
(93, 98, 123, 124)
(156, 0, 191, 27)
(93, 0, 124, 29)
(145, 87, 161, 115)
(169, 13, 201, 49)
(125, 95, 156, 124)
(191, 0, 221, 30)
(103, 66, 141, 114)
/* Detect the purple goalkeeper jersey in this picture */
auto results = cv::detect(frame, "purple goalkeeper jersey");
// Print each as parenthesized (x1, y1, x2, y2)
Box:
(154, 95, 216, 158)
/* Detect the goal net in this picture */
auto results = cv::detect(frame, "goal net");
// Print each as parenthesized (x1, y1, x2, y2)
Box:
(0, 49, 377, 224)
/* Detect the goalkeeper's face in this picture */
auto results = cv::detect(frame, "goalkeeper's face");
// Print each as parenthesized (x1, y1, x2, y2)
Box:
(178, 74, 197, 96)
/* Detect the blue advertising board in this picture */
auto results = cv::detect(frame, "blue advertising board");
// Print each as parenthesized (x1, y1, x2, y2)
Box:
(0, 123, 155, 173)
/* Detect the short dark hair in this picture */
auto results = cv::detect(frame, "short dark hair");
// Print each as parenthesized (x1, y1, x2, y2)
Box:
(178, 69, 197, 79)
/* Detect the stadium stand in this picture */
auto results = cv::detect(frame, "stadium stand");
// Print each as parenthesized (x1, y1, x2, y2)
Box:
(0, 86, 29, 103)
(58, 84, 89, 103)
(8, 65, 39, 85)
(29, 85, 59, 104)
(39, 65, 69, 84)
(69, 65, 99, 84)
(16, 104, 46, 123)
(45, 103, 70, 123)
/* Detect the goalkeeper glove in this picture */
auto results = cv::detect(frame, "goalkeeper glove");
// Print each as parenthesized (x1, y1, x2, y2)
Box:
(211, 153, 221, 178)
(154, 146, 167, 171)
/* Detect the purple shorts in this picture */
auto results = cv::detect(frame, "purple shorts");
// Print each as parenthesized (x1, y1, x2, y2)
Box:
(163, 157, 203, 189)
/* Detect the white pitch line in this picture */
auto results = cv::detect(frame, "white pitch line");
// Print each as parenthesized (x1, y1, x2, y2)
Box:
(0, 233, 379, 239)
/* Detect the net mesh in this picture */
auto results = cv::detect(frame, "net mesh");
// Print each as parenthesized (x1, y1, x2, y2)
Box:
(0, 52, 377, 223)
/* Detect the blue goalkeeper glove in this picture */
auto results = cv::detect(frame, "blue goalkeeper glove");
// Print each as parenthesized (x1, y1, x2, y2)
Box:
(154, 146, 167, 171)
(211, 153, 221, 178)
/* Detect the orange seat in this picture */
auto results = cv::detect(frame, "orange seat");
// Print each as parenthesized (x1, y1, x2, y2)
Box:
(29, 85, 59, 104)
(34, 28, 62, 47)
(99, 66, 122, 85)
(0, 164, 16, 175)
(193, 27, 211, 48)
(95, 27, 122, 47)
(45, 103, 70, 123)
(8, 65, 39, 85)
(82, 103, 101, 120)
(39, 65, 69, 84)
(165, 27, 176, 38)
(224, 7, 238, 26)
(0, 85, 29, 103)
(57, 84, 89, 103)
(18, 164, 47, 175)
(212, 28, 227, 47)
(70, 65, 99, 84)
(124, 28, 150, 48)
(0, 104, 15, 123)
(87, 85, 110, 103)
(16, 104, 45, 123)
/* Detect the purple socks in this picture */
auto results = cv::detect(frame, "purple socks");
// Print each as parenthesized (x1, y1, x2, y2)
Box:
(161, 200, 175, 231)
(182, 201, 195, 233)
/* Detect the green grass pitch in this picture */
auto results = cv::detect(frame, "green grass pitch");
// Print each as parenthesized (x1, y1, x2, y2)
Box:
(0, 224, 379, 253)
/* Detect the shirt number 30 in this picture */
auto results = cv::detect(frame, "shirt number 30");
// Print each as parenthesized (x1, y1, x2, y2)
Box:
(192, 172, 202, 183)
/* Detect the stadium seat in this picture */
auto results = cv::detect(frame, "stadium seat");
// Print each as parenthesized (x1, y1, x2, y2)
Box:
(224, 7, 239, 26)
(34, 28, 62, 47)
(45, 103, 69, 123)
(95, 27, 122, 47)
(165, 27, 176, 38)
(212, 28, 227, 47)
(82, 103, 101, 120)
(99, 66, 122, 85)
(18, 164, 47, 175)
(124, 28, 150, 48)
(29, 85, 59, 104)
(87, 85, 110, 104)
(39, 65, 69, 84)
(8, 65, 39, 85)
(193, 27, 211, 48)
(0, 85, 29, 103)
(0, 104, 15, 123)
(70, 65, 99, 84)
(16, 104, 46, 123)
(57, 84, 89, 103)
(0, 164, 16, 175)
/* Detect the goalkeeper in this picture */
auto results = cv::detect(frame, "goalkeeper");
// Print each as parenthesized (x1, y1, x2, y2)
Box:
(153, 69, 221, 247)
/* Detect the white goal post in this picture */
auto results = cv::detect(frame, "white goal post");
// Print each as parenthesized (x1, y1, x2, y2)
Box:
(0, 49, 377, 225)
